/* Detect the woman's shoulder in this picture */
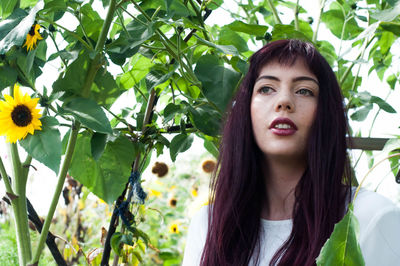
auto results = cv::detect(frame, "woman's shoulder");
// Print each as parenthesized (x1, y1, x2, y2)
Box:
(352, 188, 400, 264)
(353, 187, 399, 213)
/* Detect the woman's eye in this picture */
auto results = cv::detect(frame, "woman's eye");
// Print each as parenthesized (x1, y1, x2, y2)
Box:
(296, 88, 314, 96)
(259, 86, 274, 94)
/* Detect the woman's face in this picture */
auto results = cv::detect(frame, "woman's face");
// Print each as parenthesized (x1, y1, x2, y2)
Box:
(250, 58, 319, 161)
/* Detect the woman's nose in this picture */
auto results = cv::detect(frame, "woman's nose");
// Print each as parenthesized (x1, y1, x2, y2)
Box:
(275, 92, 295, 112)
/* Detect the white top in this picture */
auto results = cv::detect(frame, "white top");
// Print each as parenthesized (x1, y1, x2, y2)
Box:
(182, 188, 400, 265)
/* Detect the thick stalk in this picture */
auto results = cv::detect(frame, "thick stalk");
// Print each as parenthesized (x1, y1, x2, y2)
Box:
(32, 0, 118, 262)
(312, 0, 326, 42)
(294, 0, 300, 31)
(31, 121, 80, 263)
(8, 143, 32, 265)
(267, 0, 282, 24)
(0, 156, 13, 194)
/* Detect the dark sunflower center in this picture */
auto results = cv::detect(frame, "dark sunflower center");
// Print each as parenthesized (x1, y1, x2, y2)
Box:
(11, 105, 32, 127)
(28, 25, 35, 36)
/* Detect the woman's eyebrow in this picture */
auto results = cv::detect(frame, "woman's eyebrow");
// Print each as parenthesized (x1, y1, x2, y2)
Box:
(292, 76, 319, 86)
(255, 75, 319, 86)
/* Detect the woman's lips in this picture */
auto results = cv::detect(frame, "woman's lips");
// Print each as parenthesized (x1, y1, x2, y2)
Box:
(269, 117, 297, 136)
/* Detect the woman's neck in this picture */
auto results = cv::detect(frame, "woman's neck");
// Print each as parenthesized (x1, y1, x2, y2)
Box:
(261, 156, 306, 220)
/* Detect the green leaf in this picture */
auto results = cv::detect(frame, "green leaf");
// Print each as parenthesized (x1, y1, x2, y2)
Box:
(0, 65, 18, 91)
(188, 105, 222, 136)
(69, 134, 137, 204)
(195, 54, 241, 112)
(163, 103, 184, 123)
(271, 24, 311, 42)
(1, 0, 18, 19)
(110, 232, 122, 256)
(194, 34, 239, 56)
(166, 0, 190, 17)
(203, 137, 219, 158)
(145, 66, 176, 91)
(350, 104, 373, 121)
(90, 132, 108, 161)
(226, 21, 268, 36)
(218, 27, 248, 53)
(205, 0, 222, 10)
(316, 206, 365, 266)
(0, 0, 45, 54)
(19, 116, 61, 174)
(92, 68, 125, 108)
(371, 2, 400, 22)
(53, 51, 90, 95)
(124, 17, 155, 49)
(0, 8, 27, 41)
(379, 21, 400, 36)
(169, 133, 193, 162)
(371, 96, 397, 113)
(59, 98, 112, 134)
(321, 9, 363, 40)
(117, 54, 154, 90)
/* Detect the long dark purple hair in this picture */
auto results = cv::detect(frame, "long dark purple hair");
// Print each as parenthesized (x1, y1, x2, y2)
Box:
(200, 39, 352, 265)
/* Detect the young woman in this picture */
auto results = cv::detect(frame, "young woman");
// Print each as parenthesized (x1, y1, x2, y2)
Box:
(182, 39, 400, 265)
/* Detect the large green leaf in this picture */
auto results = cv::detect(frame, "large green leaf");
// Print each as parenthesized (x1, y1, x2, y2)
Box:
(117, 54, 154, 90)
(19, 116, 61, 174)
(166, 0, 190, 17)
(321, 9, 363, 40)
(226, 21, 268, 36)
(271, 24, 311, 41)
(92, 68, 125, 108)
(371, 96, 397, 113)
(218, 27, 248, 53)
(195, 35, 239, 56)
(1, 0, 18, 19)
(0, 0, 44, 54)
(169, 133, 194, 162)
(188, 105, 222, 137)
(194, 54, 241, 112)
(371, 1, 400, 22)
(0, 65, 18, 91)
(59, 97, 112, 134)
(53, 51, 90, 95)
(0, 8, 27, 40)
(316, 206, 365, 265)
(69, 134, 137, 204)
(350, 104, 373, 121)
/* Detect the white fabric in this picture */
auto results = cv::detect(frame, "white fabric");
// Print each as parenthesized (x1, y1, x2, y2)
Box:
(182, 188, 400, 265)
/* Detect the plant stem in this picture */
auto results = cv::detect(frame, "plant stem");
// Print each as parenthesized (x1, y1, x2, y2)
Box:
(0, 156, 13, 194)
(31, 0, 118, 263)
(267, 0, 282, 24)
(8, 142, 32, 265)
(31, 121, 80, 263)
(312, 0, 326, 42)
(294, 0, 300, 31)
(352, 153, 400, 203)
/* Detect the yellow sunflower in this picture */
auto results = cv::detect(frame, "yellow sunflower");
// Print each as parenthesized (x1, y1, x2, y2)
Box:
(0, 84, 42, 143)
(22, 24, 43, 51)
(169, 222, 179, 234)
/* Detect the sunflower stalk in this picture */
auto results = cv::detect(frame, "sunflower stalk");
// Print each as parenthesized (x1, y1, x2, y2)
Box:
(31, 0, 118, 263)
(31, 120, 80, 264)
(8, 142, 32, 265)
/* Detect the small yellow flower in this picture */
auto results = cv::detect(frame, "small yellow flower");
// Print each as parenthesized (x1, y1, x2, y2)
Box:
(22, 24, 43, 51)
(169, 222, 179, 234)
(149, 189, 162, 198)
(191, 188, 198, 197)
(0, 84, 42, 143)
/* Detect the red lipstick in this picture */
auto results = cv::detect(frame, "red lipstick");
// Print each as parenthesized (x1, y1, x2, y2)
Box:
(269, 117, 297, 136)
